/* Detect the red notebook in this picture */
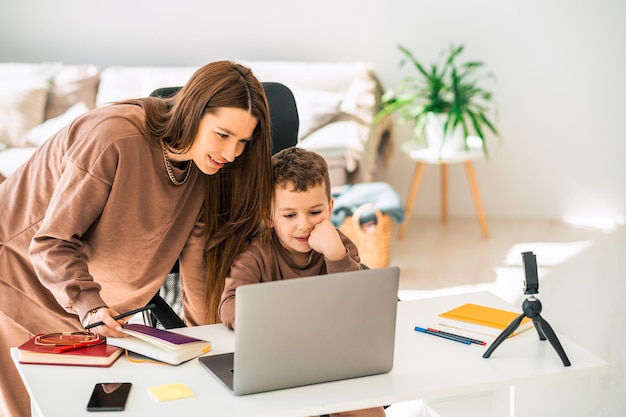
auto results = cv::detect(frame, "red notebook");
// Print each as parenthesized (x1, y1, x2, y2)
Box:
(18, 335, 123, 367)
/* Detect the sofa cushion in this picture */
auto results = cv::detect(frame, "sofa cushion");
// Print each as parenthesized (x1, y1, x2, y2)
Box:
(0, 81, 50, 147)
(291, 88, 343, 140)
(96, 66, 198, 105)
(298, 120, 363, 172)
(0, 62, 59, 147)
(25, 102, 89, 147)
(46, 64, 100, 119)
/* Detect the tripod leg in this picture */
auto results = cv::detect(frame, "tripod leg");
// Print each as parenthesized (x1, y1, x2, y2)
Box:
(535, 314, 571, 366)
(532, 318, 547, 340)
(483, 313, 525, 359)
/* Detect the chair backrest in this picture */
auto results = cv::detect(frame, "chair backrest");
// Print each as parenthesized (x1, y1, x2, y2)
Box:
(148, 82, 299, 328)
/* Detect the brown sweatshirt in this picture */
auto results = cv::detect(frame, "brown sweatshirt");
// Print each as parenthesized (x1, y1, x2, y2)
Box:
(0, 104, 209, 334)
(219, 230, 362, 329)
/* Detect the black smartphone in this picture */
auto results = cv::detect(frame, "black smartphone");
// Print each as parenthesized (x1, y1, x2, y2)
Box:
(521, 251, 539, 295)
(86, 382, 132, 412)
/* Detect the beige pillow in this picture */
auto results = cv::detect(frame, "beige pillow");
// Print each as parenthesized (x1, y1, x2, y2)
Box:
(46, 65, 100, 119)
(0, 81, 50, 147)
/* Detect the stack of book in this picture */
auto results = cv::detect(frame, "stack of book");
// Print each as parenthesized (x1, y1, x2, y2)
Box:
(18, 324, 211, 367)
(106, 323, 211, 365)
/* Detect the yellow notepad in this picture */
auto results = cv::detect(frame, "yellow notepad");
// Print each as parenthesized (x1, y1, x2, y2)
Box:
(438, 303, 533, 338)
(147, 383, 195, 402)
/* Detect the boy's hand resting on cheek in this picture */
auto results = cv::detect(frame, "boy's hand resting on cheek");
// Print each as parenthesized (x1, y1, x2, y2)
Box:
(308, 219, 347, 261)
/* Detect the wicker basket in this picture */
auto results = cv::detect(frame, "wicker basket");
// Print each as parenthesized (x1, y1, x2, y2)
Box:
(339, 203, 393, 269)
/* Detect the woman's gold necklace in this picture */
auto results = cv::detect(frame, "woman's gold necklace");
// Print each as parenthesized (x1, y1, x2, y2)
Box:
(162, 145, 192, 186)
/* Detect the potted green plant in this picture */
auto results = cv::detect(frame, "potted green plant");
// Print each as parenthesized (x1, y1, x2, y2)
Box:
(377, 44, 498, 157)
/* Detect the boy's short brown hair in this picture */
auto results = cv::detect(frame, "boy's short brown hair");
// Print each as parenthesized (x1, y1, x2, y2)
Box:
(271, 147, 331, 200)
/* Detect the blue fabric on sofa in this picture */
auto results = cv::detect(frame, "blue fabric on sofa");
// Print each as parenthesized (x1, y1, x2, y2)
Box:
(331, 182, 404, 227)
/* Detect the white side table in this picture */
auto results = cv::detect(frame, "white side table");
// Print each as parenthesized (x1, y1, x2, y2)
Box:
(398, 140, 489, 239)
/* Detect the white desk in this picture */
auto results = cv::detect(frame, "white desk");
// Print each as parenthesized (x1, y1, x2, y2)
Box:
(11, 291, 608, 417)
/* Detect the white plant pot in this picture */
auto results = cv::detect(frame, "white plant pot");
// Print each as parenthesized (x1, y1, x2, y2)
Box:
(424, 112, 466, 154)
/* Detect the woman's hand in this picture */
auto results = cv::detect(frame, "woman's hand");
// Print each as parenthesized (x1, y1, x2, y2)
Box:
(84, 307, 128, 338)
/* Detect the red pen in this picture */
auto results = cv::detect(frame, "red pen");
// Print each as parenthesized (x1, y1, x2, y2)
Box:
(52, 340, 103, 353)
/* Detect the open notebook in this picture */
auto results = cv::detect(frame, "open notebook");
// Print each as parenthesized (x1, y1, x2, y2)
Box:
(199, 266, 399, 395)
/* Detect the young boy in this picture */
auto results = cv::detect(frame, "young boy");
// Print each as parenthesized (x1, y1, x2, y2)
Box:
(219, 147, 385, 417)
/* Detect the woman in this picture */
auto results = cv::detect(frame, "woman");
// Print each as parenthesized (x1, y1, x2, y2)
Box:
(0, 61, 273, 417)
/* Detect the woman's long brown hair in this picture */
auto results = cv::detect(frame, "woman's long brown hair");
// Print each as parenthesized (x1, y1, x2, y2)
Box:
(120, 61, 272, 323)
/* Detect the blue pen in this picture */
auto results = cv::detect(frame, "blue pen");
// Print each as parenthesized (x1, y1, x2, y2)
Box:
(427, 327, 486, 346)
(414, 326, 471, 345)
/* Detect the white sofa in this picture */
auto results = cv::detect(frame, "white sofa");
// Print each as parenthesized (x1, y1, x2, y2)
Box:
(0, 61, 393, 186)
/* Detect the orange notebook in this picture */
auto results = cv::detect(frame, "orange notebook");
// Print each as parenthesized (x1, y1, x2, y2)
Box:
(18, 336, 123, 367)
(438, 303, 534, 338)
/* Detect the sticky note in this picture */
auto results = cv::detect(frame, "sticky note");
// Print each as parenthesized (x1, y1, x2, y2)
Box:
(147, 383, 195, 402)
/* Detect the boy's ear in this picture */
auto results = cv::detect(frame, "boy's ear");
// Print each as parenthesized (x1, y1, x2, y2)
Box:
(328, 197, 335, 215)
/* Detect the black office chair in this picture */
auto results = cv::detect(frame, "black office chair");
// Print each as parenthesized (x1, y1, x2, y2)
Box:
(146, 82, 299, 329)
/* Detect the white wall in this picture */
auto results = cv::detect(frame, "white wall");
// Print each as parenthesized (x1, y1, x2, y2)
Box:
(2, 0, 624, 222)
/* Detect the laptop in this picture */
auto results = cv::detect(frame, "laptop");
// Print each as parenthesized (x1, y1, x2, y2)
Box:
(198, 266, 399, 395)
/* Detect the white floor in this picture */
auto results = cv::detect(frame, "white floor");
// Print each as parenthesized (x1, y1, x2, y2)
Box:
(383, 217, 625, 417)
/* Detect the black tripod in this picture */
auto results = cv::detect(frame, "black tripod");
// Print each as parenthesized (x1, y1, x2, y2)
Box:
(482, 251, 571, 367)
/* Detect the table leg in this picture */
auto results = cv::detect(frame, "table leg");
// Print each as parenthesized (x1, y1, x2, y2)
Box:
(399, 162, 425, 239)
(440, 163, 448, 224)
(464, 161, 490, 238)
